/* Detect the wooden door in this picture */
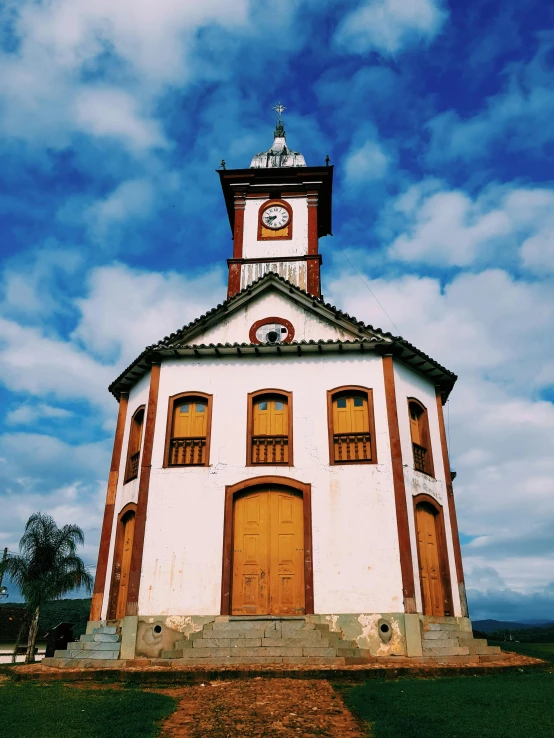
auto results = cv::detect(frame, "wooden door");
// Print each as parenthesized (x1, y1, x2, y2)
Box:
(115, 511, 135, 619)
(252, 398, 289, 464)
(333, 395, 369, 435)
(415, 503, 444, 616)
(232, 488, 304, 615)
(174, 399, 207, 438)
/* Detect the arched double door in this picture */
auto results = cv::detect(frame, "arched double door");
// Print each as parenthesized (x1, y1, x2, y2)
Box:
(414, 498, 453, 617)
(222, 479, 313, 616)
(108, 505, 136, 620)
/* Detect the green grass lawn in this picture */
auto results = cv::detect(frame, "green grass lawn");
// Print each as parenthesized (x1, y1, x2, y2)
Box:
(342, 671, 554, 738)
(488, 641, 554, 663)
(0, 682, 176, 738)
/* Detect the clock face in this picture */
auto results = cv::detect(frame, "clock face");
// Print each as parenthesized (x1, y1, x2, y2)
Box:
(262, 204, 290, 229)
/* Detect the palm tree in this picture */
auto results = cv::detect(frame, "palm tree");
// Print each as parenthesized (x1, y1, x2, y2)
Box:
(0, 513, 93, 663)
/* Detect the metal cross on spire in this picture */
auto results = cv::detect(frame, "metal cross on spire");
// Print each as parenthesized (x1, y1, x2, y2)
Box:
(273, 102, 286, 121)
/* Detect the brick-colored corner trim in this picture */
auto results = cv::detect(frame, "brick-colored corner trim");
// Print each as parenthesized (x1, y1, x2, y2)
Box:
(382, 355, 416, 613)
(435, 386, 468, 616)
(126, 363, 161, 615)
(90, 392, 129, 621)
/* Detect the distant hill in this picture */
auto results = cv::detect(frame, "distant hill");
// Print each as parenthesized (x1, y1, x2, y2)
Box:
(473, 619, 554, 633)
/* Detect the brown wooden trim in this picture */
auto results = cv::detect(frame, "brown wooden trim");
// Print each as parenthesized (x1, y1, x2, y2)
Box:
(232, 192, 245, 258)
(249, 317, 295, 345)
(307, 191, 318, 255)
(162, 391, 213, 468)
(107, 502, 137, 620)
(220, 475, 314, 616)
(227, 254, 322, 265)
(257, 199, 293, 241)
(413, 494, 454, 617)
(246, 389, 293, 467)
(382, 356, 416, 612)
(90, 392, 129, 621)
(326, 385, 378, 465)
(227, 262, 242, 298)
(435, 387, 465, 589)
(123, 405, 145, 484)
(126, 363, 161, 615)
(407, 397, 435, 478)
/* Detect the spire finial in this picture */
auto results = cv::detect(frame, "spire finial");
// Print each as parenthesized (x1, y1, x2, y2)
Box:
(273, 102, 286, 137)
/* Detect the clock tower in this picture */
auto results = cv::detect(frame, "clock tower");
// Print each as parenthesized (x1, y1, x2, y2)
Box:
(219, 105, 333, 298)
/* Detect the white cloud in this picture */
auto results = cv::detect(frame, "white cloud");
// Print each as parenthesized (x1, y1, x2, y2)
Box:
(6, 403, 73, 425)
(426, 36, 554, 163)
(334, 0, 447, 55)
(74, 89, 169, 151)
(344, 139, 390, 184)
(85, 178, 157, 241)
(0, 0, 250, 147)
(385, 180, 554, 268)
(326, 265, 554, 599)
(72, 263, 226, 364)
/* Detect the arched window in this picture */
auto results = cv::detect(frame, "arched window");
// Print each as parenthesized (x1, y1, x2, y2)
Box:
(124, 406, 145, 483)
(164, 392, 213, 467)
(408, 398, 434, 477)
(327, 387, 377, 464)
(247, 390, 292, 465)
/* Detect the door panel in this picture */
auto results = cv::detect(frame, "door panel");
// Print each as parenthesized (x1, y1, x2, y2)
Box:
(115, 512, 135, 619)
(416, 503, 444, 616)
(232, 488, 304, 615)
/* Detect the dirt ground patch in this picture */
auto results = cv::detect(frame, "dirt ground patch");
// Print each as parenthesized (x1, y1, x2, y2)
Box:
(156, 678, 365, 738)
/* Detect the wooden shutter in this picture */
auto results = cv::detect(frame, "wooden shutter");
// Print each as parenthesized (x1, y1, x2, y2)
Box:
(332, 394, 372, 462)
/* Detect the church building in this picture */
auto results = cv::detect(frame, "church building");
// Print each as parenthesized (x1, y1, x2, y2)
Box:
(50, 110, 503, 665)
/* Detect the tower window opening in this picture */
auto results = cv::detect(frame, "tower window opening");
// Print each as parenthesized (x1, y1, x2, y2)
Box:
(408, 399, 435, 477)
(124, 406, 145, 483)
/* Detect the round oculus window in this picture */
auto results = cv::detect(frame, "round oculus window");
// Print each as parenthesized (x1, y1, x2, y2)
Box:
(249, 317, 295, 345)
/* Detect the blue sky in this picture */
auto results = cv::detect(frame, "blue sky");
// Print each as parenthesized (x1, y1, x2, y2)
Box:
(1, 0, 553, 621)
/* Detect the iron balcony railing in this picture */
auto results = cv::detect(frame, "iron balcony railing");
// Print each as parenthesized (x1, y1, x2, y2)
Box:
(251, 435, 289, 464)
(169, 436, 207, 466)
(333, 432, 372, 462)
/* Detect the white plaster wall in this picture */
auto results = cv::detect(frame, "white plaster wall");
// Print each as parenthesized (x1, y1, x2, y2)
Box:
(101, 373, 150, 620)
(393, 362, 462, 616)
(136, 352, 405, 616)
(191, 290, 358, 346)
(242, 197, 308, 259)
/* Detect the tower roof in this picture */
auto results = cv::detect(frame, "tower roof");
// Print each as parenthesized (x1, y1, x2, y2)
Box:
(250, 103, 306, 168)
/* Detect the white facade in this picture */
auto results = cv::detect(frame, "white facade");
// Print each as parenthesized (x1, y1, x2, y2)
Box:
(101, 288, 462, 621)
(242, 197, 309, 259)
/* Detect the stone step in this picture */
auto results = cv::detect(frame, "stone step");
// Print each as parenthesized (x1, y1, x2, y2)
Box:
(424, 616, 464, 625)
(93, 625, 118, 635)
(425, 622, 465, 631)
(58, 648, 120, 660)
(93, 633, 120, 643)
(423, 630, 469, 641)
(69, 641, 121, 652)
(466, 643, 502, 656)
(422, 646, 470, 657)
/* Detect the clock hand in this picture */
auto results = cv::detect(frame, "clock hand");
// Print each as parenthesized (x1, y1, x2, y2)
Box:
(266, 215, 276, 223)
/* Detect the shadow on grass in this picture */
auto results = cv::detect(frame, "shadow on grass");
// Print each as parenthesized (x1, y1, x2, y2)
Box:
(339, 671, 554, 738)
(0, 682, 176, 738)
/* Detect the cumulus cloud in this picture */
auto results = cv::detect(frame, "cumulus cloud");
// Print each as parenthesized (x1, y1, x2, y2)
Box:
(334, 0, 447, 55)
(426, 36, 554, 163)
(344, 139, 390, 184)
(326, 263, 554, 605)
(72, 263, 226, 364)
(384, 180, 554, 268)
(0, 0, 250, 147)
(6, 404, 73, 425)
(85, 178, 158, 242)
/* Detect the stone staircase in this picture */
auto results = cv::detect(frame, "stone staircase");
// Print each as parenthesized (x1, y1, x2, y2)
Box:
(45, 624, 122, 664)
(160, 616, 373, 666)
(421, 616, 501, 659)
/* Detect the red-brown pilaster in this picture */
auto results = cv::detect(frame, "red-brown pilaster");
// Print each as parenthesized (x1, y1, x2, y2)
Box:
(90, 392, 129, 621)
(126, 363, 161, 616)
(435, 386, 468, 616)
(383, 355, 416, 613)
(306, 255, 321, 297)
(232, 191, 246, 258)
(307, 190, 318, 256)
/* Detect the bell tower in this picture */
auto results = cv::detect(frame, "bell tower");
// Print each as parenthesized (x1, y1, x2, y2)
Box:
(219, 104, 333, 298)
